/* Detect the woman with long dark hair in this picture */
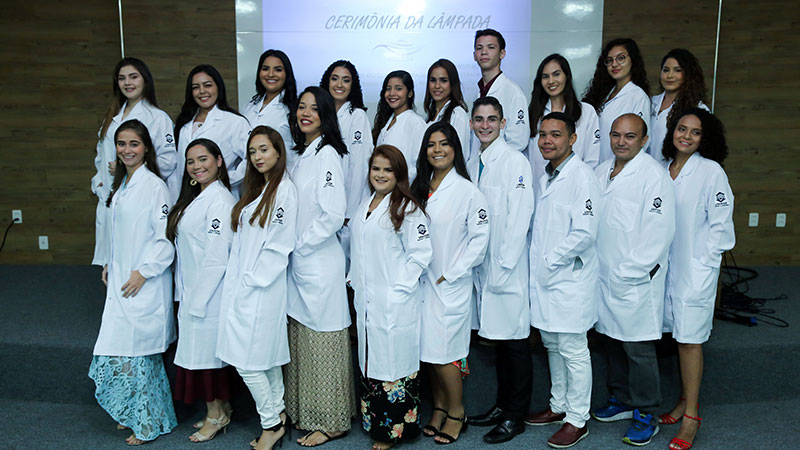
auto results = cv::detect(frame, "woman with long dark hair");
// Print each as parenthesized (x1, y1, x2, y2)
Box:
(373, 70, 428, 181)
(350, 145, 433, 450)
(423, 59, 471, 162)
(92, 58, 176, 268)
(410, 123, 489, 444)
(658, 108, 734, 450)
(217, 126, 298, 450)
(528, 54, 600, 196)
(243, 50, 298, 168)
(649, 49, 709, 159)
(320, 60, 373, 225)
(285, 86, 355, 446)
(583, 38, 651, 163)
(89, 119, 177, 445)
(170, 64, 250, 200)
(166, 139, 236, 442)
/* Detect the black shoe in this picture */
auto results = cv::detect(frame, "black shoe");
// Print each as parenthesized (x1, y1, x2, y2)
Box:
(483, 419, 525, 444)
(468, 405, 503, 427)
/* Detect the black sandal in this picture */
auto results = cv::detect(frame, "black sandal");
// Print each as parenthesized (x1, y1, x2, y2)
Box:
(434, 414, 468, 445)
(423, 407, 448, 437)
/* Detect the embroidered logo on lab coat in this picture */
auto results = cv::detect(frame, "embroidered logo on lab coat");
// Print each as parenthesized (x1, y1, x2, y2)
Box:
(516, 175, 526, 189)
(324, 171, 334, 188)
(715, 192, 729, 208)
(160, 204, 169, 219)
(208, 218, 221, 235)
(353, 131, 362, 144)
(417, 223, 430, 241)
(477, 208, 489, 225)
(649, 197, 663, 214)
(272, 207, 285, 225)
(165, 133, 174, 144)
(583, 199, 594, 216)
(516, 109, 526, 125)
(593, 129, 601, 144)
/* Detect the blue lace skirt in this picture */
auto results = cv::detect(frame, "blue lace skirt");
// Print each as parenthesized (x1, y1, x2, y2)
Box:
(88, 354, 178, 441)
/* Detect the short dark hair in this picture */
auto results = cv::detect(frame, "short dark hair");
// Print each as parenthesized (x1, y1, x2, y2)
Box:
(541, 112, 576, 136)
(472, 96, 503, 119)
(474, 29, 506, 50)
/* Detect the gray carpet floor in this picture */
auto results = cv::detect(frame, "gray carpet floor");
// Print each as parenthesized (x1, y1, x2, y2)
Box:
(1, 264, 798, 450)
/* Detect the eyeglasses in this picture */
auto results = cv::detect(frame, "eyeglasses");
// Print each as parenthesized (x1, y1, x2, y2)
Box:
(604, 53, 628, 66)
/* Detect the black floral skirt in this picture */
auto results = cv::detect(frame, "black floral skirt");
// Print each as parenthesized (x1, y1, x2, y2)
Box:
(360, 372, 421, 443)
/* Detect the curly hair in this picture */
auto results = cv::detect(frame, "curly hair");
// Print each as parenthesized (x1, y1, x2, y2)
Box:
(582, 38, 650, 112)
(659, 49, 709, 128)
(661, 107, 727, 165)
(319, 60, 367, 113)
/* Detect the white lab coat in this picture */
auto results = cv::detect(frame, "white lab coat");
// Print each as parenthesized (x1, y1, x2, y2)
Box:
(287, 137, 350, 332)
(242, 92, 296, 169)
(349, 194, 433, 381)
(92, 100, 177, 266)
(528, 101, 600, 199)
(596, 82, 651, 164)
(93, 167, 175, 357)
(529, 155, 600, 333)
(338, 102, 375, 219)
(647, 93, 709, 160)
(376, 109, 428, 181)
(470, 138, 535, 340)
(173, 181, 236, 370)
(216, 180, 298, 370)
(663, 153, 734, 342)
(594, 151, 676, 341)
(428, 101, 472, 162)
(169, 105, 250, 202)
(419, 170, 489, 363)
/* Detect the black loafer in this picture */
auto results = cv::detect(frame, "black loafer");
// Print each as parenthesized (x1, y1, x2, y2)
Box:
(468, 405, 504, 427)
(483, 419, 525, 444)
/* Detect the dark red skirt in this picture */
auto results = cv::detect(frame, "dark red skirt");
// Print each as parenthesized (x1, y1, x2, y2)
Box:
(173, 365, 235, 404)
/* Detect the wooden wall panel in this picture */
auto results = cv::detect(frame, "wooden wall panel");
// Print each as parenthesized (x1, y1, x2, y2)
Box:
(2, 1, 798, 265)
(603, 0, 800, 265)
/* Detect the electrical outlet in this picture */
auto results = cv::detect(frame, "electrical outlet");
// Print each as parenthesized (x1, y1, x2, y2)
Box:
(38, 236, 49, 250)
(776, 213, 787, 228)
(12, 210, 22, 223)
(748, 212, 759, 227)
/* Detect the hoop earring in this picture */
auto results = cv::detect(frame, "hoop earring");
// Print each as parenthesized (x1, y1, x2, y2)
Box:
(190, 179, 198, 186)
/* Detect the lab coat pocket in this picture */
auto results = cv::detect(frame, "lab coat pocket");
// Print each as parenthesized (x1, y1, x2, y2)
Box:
(535, 260, 572, 288)
(606, 197, 637, 232)
(688, 257, 718, 304)
(608, 272, 649, 306)
(125, 284, 162, 318)
(387, 288, 416, 328)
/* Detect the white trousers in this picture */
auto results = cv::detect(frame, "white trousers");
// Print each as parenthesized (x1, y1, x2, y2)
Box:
(237, 366, 285, 429)
(540, 330, 592, 428)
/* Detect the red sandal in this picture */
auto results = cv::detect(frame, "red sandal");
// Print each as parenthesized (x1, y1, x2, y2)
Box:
(658, 398, 691, 425)
(668, 413, 702, 450)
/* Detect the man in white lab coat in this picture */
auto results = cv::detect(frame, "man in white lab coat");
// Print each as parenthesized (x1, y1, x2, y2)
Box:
(467, 96, 535, 444)
(467, 28, 529, 173)
(525, 112, 600, 448)
(591, 114, 676, 447)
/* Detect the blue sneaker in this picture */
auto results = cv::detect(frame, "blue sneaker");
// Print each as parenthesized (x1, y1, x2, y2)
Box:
(591, 396, 633, 422)
(622, 409, 659, 446)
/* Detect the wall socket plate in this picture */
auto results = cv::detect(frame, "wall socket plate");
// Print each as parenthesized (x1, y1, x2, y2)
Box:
(12, 210, 22, 223)
(748, 212, 759, 227)
(776, 213, 787, 228)
(38, 236, 49, 250)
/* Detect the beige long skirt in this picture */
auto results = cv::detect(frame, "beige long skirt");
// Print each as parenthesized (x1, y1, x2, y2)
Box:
(285, 317, 356, 431)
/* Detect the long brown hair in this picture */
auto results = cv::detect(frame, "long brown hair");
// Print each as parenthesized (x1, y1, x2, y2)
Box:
(423, 59, 468, 123)
(105, 119, 162, 207)
(659, 49, 708, 128)
(99, 58, 159, 139)
(166, 139, 232, 242)
(231, 126, 287, 230)
(369, 145, 423, 232)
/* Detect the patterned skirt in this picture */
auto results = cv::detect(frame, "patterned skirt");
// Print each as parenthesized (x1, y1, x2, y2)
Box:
(285, 317, 356, 431)
(88, 355, 178, 441)
(360, 372, 421, 443)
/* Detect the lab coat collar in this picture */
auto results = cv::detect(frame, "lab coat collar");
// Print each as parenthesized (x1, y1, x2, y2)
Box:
(114, 99, 148, 124)
(196, 179, 223, 201)
(479, 136, 507, 166)
(605, 81, 638, 104)
(299, 135, 324, 159)
(191, 104, 223, 135)
(539, 152, 577, 198)
(337, 101, 352, 119)
(434, 100, 452, 121)
(427, 167, 458, 204)
(606, 149, 646, 191)
(122, 164, 152, 189)
(361, 192, 390, 223)
(394, 109, 416, 122)
(669, 152, 702, 180)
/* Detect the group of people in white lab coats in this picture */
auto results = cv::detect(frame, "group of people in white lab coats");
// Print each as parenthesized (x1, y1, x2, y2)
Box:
(88, 29, 734, 450)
